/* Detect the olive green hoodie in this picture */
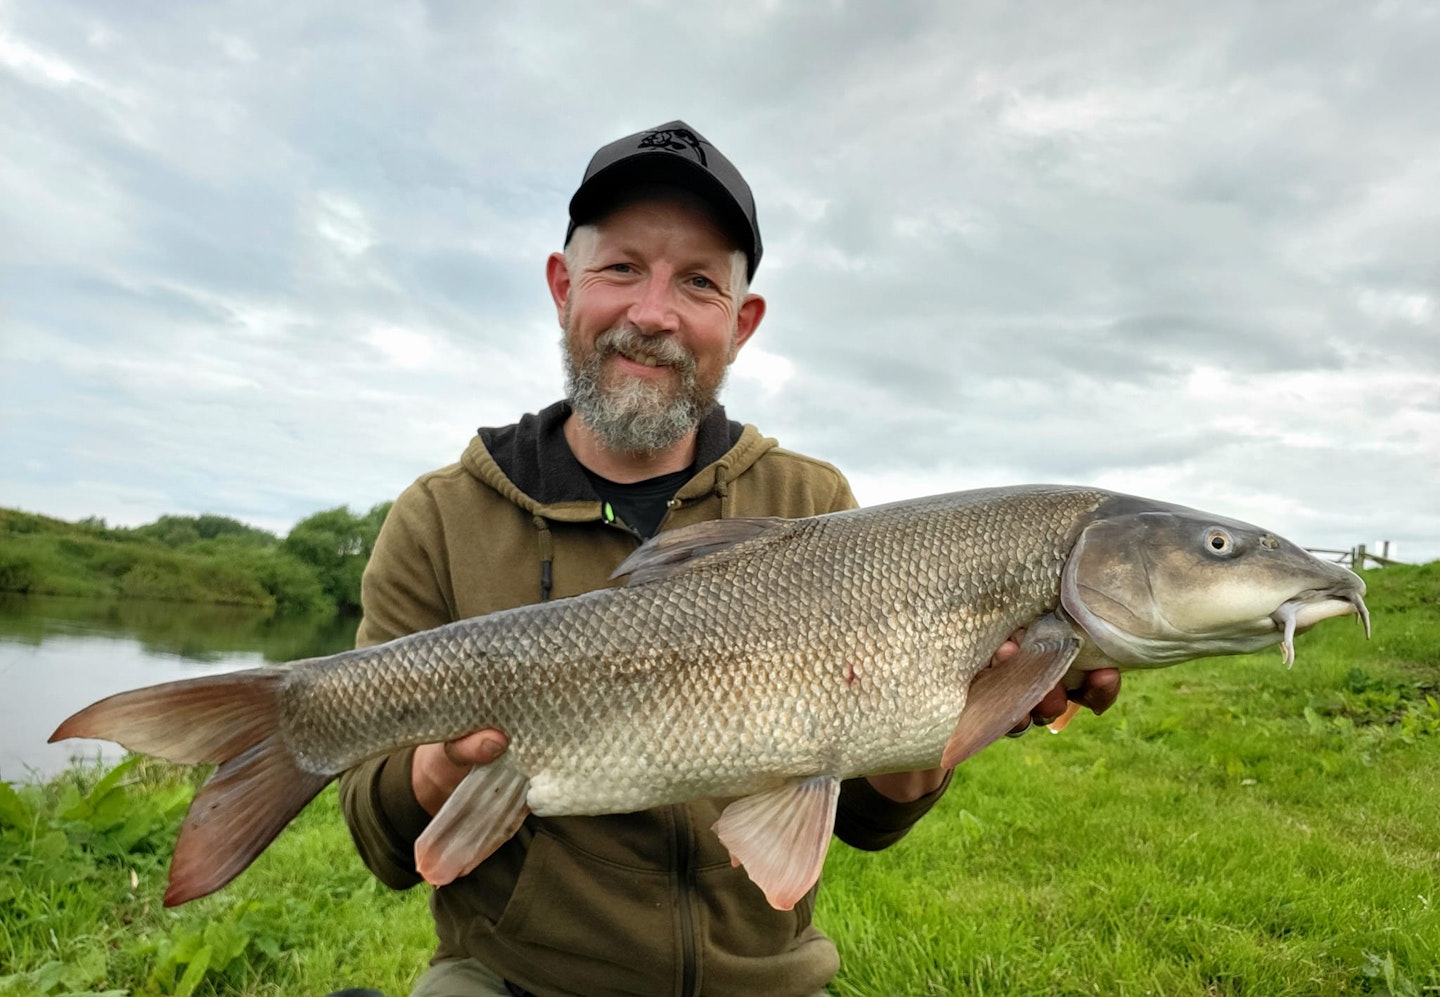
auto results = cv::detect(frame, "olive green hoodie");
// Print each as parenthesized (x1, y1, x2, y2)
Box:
(339, 402, 950, 997)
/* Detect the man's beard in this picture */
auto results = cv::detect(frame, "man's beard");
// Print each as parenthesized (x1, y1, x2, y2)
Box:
(564, 324, 729, 455)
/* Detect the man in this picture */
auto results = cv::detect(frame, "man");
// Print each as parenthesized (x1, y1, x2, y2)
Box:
(339, 121, 1119, 997)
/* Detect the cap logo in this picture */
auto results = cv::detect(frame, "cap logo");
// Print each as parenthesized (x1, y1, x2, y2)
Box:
(637, 128, 707, 167)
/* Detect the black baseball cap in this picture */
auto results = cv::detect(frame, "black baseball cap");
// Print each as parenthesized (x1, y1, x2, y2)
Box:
(566, 120, 763, 280)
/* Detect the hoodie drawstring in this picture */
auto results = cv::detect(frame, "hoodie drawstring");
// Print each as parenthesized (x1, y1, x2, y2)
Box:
(533, 515, 554, 602)
(714, 464, 732, 519)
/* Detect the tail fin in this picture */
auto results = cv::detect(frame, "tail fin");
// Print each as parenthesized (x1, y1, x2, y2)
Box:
(50, 669, 332, 906)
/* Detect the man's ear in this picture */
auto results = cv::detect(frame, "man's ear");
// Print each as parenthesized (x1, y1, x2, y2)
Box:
(546, 252, 571, 326)
(730, 293, 766, 359)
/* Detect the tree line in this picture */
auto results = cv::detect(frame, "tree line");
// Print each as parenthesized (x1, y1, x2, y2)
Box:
(0, 503, 394, 617)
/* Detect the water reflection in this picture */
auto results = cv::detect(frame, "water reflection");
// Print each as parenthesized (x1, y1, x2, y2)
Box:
(0, 594, 359, 781)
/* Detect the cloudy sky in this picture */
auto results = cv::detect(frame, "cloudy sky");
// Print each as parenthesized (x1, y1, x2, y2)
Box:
(2, 0, 1437, 563)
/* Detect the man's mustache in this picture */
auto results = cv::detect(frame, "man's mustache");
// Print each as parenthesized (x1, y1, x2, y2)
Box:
(593, 327, 696, 375)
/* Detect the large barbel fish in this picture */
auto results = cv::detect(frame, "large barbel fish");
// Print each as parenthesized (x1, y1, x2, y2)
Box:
(52, 485, 1369, 909)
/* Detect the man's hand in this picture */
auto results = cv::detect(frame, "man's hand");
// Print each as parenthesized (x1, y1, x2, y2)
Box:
(412, 730, 509, 817)
(996, 628, 1122, 733)
(866, 630, 1122, 803)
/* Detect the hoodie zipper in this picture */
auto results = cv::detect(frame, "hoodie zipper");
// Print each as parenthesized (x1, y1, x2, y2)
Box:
(667, 498, 698, 990)
(601, 501, 643, 541)
(673, 805, 698, 997)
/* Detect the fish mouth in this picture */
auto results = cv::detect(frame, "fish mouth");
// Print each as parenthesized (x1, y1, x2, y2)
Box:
(1271, 589, 1371, 667)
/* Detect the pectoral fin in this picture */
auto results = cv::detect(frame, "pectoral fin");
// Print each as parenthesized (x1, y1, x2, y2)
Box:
(415, 757, 531, 887)
(942, 633, 1082, 768)
(713, 775, 841, 911)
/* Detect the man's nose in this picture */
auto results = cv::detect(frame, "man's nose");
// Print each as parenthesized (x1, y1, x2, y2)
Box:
(626, 276, 680, 334)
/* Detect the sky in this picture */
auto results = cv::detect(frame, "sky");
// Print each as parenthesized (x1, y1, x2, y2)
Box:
(1, 0, 1437, 564)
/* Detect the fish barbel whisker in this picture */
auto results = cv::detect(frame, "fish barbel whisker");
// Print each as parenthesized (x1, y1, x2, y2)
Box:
(1273, 603, 1300, 668)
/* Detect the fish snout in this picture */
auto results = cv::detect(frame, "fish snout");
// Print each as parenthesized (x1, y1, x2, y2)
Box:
(1269, 578, 1371, 668)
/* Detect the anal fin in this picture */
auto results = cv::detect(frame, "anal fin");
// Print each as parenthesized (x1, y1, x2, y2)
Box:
(942, 626, 1082, 768)
(415, 757, 531, 887)
(713, 775, 840, 911)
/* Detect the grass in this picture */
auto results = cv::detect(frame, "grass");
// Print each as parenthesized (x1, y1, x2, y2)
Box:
(2, 563, 1436, 995)
(0, 761, 432, 996)
(821, 659, 1439, 994)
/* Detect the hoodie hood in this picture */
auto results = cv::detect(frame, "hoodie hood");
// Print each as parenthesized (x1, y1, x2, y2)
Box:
(462, 400, 775, 521)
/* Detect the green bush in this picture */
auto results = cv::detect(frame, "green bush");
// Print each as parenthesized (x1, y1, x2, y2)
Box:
(282, 503, 391, 612)
(0, 547, 37, 592)
(0, 507, 341, 614)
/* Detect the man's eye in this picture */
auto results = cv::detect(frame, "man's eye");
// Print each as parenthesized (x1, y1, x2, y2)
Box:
(607, 263, 634, 274)
(689, 275, 715, 290)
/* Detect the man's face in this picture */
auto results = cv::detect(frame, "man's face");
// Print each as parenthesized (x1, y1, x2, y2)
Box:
(550, 196, 763, 454)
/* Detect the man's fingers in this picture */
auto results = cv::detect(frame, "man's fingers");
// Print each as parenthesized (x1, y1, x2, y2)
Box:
(990, 640, 1020, 666)
(1001, 631, 1121, 741)
(1071, 668, 1122, 715)
(443, 729, 509, 767)
(1031, 684, 1071, 725)
(1009, 683, 1067, 737)
(1021, 669, 1124, 738)
(988, 627, 1027, 667)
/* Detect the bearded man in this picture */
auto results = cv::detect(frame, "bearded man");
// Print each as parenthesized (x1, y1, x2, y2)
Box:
(338, 121, 1119, 997)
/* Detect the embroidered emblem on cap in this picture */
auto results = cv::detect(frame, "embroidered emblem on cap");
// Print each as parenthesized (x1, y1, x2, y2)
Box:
(637, 128, 708, 167)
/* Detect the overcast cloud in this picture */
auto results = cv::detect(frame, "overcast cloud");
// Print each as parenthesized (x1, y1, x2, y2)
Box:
(1, 0, 1436, 563)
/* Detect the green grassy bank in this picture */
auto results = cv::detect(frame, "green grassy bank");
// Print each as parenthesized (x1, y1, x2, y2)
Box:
(0, 505, 390, 617)
(2, 563, 1437, 995)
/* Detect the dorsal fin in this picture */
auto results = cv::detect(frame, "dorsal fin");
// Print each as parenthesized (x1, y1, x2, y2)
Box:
(611, 517, 794, 585)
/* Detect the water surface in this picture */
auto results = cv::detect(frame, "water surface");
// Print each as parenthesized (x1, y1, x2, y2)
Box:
(0, 593, 357, 782)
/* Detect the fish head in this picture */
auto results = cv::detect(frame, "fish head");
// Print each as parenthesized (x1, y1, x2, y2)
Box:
(1060, 496, 1369, 668)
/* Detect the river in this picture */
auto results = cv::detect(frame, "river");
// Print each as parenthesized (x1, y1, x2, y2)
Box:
(0, 593, 358, 782)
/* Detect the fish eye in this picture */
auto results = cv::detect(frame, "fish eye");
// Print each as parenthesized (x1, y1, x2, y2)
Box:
(1204, 528, 1234, 556)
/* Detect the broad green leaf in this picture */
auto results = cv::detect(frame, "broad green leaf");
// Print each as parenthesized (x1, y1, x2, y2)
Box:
(58, 941, 108, 988)
(87, 755, 142, 804)
(173, 944, 212, 997)
(0, 781, 34, 829)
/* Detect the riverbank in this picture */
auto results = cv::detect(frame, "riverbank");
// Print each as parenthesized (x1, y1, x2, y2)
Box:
(0, 504, 389, 617)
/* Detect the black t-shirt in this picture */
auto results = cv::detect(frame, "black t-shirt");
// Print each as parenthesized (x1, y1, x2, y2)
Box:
(581, 465, 695, 539)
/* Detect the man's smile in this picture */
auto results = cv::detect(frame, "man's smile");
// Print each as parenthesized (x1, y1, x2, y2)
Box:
(591, 327, 695, 378)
